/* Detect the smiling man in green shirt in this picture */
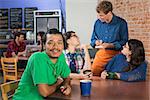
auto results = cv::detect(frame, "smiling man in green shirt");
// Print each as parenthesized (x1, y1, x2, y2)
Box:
(13, 29, 71, 100)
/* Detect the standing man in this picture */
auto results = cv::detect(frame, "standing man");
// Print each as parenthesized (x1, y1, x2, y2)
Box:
(6, 32, 26, 57)
(90, 0, 128, 76)
(13, 29, 71, 99)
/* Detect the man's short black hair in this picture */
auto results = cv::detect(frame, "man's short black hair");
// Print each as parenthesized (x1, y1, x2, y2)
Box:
(14, 32, 25, 40)
(42, 28, 66, 50)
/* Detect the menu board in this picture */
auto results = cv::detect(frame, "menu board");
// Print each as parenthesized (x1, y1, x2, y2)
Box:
(10, 8, 22, 29)
(24, 7, 38, 29)
(0, 9, 8, 29)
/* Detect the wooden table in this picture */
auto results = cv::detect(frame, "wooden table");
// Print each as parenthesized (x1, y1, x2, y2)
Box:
(17, 56, 29, 71)
(48, 77, 150, 100)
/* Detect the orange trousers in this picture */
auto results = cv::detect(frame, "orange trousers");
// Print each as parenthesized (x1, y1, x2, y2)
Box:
(92, 49, 119, 76)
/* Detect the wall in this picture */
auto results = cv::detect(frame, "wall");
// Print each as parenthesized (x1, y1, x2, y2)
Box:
(0, 0, 63, 9)
(0, 0, 65, 57)
(0, 0, 65, 28)
(67, 0, 150, 77)
(66, 0, 98, 44)
(108, 0, 150, 77)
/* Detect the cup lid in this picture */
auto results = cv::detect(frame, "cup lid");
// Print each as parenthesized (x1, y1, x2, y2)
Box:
(80, 80, 92, 83)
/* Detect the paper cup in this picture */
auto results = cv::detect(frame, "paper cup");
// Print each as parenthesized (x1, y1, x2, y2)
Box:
(80, 80, 92, 96)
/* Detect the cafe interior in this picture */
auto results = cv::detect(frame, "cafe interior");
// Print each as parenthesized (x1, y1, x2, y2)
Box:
(0, 0, 150, 100)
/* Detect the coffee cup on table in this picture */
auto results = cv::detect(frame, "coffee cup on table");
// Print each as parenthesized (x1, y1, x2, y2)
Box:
(80, 80, 92, 96)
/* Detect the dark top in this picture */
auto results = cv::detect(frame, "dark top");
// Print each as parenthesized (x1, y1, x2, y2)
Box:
(105, 54, 147, 82)
(90, 14, 128, 50)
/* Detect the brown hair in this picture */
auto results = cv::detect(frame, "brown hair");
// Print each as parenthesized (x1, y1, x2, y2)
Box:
(96, 0, 113, 14)
(63, 31, 76, 49)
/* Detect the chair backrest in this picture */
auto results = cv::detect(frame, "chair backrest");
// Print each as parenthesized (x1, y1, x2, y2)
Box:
(0, 79, 20, 100)
(1, 57, 18, 83)
(3, 52, 7, 57)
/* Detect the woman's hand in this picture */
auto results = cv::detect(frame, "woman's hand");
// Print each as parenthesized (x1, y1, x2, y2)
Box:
(101, 70, 108, 79)
(115, 73, 120, 79)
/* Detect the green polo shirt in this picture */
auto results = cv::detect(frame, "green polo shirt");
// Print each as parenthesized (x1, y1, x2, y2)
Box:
(13, 51, 71, 100)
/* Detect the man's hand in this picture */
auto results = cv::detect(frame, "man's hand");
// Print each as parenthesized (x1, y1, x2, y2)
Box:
(60, 77, 71, 95)
(60, 85, 71, 95)
(101, 43, 114, 49)
(56, 77, 64, 86)
(12, 52, 17, 57)
(95, 40, 103, 46)
(18, 51, 26, 56)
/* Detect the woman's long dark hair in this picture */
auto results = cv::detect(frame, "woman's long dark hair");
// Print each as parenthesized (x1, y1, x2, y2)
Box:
(125, 39, 145, 71)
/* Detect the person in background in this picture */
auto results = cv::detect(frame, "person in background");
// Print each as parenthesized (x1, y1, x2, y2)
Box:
(90, 0, 128, 76)
(37, 31, 45, 51)
(11, 28, 21, 36)
(63, 31, 91, 79)
(6, 32, 26, 57)
(13, 29, 71, 99)
(101, 39, 147, 82)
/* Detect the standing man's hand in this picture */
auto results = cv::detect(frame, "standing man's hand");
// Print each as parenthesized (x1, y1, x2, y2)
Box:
(95, 40, 103, 46)
(101, 43, 114, 49)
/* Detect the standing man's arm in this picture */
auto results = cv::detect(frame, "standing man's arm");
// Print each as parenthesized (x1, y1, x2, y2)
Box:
(91, 31, 97, 48)
(113, 21, 128, 50)
(91, 21, 99, 48)
(91, 21, 103, 48)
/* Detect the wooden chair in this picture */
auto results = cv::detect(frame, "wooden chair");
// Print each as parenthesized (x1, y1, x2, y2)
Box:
(1, 57, 21, 83)
(3, 52, 7, 57)
(0, 79, 20, 100)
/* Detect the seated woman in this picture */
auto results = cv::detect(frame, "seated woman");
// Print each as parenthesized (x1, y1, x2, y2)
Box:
(101, 39, 147, 82)
(63, 31, 91, 79)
